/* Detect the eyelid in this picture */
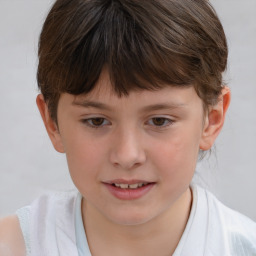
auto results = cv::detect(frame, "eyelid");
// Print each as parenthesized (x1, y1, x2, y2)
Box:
(146, 116, 175, 128)
(81, 117, 111, 128)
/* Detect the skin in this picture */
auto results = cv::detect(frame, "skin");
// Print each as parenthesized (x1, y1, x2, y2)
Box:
(0, 70, 230, 256)
(0, 215, 26, 256)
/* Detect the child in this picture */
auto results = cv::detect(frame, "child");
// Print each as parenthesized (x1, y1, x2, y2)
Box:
(0, 0, 255, 255)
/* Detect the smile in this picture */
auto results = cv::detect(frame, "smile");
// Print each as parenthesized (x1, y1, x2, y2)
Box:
(112, 183, 149, 189)
(103, 180, 155, 200)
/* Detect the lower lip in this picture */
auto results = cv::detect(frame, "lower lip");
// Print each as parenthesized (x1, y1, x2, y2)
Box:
(103, 183, 155, 200)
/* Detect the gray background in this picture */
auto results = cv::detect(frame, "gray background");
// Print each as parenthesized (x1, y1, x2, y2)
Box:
(0, 0, 255, 221)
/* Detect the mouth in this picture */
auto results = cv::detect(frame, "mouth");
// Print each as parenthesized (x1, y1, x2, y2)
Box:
(111, 182, 151, 189)
(103, 180, 155, 200)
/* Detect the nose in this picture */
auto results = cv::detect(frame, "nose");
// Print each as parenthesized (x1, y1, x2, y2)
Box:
(109, 128, 146, 170)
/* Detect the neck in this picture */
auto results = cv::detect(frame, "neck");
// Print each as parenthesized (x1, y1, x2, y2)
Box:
(82, 187, 192, 256)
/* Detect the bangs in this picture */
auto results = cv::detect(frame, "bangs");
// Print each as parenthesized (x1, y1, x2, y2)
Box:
(38, 0, 227, 120)
(39, 0, 198, 99)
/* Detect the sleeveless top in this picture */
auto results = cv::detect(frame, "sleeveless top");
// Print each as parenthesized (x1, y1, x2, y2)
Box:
(16, 185, 256, 256)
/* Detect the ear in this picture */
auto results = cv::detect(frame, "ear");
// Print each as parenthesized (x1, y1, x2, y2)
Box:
(199, 87, 231, 151)
(36, 94, 65, 153)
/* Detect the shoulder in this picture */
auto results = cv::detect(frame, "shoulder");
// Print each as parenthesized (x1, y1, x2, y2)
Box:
(200, 186, 256, 254)
(30, 189, 78, 218)
(0, 190, 78, 256)
(203, 187, 256, 229)
(0, 215, 26, 256)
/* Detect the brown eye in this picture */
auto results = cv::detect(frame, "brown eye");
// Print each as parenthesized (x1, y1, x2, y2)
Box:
(152, 118, 167, 126)
(82, 117, 110, 128)
(91, 118, 105, 126)
(147, 117, 173, 128)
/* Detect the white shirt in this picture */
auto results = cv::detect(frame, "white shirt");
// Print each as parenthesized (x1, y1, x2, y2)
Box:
(16, 185, 256, 256)
(173, 185, 256, 255)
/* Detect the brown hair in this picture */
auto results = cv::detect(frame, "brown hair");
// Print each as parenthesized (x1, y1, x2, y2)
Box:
(37, 0, 228, 122)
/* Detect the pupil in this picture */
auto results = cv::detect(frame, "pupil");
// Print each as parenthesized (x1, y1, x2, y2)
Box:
(153, 118, 165, 126)
(92, 118, 104, 126)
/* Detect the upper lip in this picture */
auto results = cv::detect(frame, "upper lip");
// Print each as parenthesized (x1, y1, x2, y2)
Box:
(103, 179, 154, 185)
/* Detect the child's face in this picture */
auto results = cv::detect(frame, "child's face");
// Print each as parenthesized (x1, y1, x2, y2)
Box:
(38, 70, 227, 226)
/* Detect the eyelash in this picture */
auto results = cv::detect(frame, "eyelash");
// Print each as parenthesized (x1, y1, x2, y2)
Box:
(81, 117, 174, 129)
(146, 117, 173, 128)
(81, 118, 110, 129)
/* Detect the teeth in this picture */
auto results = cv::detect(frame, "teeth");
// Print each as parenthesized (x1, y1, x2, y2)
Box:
(129, 184, 139, 189)
(114, 183, 148, 189)
(119, 184, 129, 189)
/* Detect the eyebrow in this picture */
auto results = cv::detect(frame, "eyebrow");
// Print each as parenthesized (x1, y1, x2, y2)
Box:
(140, 103, 187, 112)
(72, 100, 187, 112)
(72, 100, 112, 111)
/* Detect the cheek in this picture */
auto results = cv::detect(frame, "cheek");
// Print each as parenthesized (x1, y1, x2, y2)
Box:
(151, 129, 201, 179)
(65, 142, 104, 196)
(62, 132, 107, 181)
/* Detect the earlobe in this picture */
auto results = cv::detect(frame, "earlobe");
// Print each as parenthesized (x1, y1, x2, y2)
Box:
(199, 87, 231, 151)
(36, 94, 65, 153)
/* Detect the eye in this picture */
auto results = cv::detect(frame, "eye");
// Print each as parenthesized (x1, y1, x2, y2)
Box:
(147, 117, 173, 127)
(82, 117, 110, 128)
